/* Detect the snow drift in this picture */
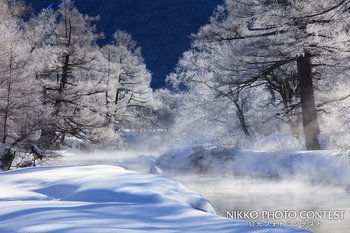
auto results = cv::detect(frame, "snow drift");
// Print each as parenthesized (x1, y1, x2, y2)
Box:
(0, 165, 309, 233)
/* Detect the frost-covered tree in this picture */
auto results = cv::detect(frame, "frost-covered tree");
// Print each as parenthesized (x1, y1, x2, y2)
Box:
(189, 0, 350, 150)
(32, 1, 155, 148)
(0, 0, 157, 168)
(0, 1, 46, 146)
(0, 0, 52, 169)
(167, 39, 280, 147)
(98, 30, 154, 133)
(37, 0, 106, 147)
(153, 89, 178, 132)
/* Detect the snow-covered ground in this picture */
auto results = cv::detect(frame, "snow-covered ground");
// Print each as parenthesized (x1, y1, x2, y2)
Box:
(0, 165, 309, 233)
(4, 144, 348, 233)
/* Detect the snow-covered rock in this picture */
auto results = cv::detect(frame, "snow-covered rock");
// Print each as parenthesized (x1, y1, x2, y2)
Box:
(0, 165, 308, 233)
(149, 164, 163, 174)
(64, 136, 92, 151)
(31, 144, 43, 159)
(157, 145, 350, 186)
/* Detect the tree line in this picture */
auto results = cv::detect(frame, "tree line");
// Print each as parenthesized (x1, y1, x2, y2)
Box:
(0, 0, 156, 170)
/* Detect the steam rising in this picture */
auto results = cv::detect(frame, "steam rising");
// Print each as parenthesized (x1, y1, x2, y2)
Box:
(50, 146, 350, 233)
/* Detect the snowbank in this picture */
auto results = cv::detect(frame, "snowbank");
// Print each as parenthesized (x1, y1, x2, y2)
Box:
(157, 145, 350, 186)
(0, 165, 308, 233)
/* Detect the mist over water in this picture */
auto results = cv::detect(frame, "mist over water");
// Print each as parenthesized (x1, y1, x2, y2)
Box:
(51, 149, 350, 233)
(52, 149, 160, 174)
(170, 174, 350, 233)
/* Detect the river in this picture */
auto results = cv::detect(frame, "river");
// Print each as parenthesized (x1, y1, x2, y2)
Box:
(170, 174, 350, 233)
(54, 150, 350, 233)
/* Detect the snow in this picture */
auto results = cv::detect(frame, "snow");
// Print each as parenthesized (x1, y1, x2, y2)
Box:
(54, 149, 159, 173)
(157, 145, 350, 186)
(64, 136, 92, 151)
(32, 144, 43, 157)
(0, 165, 309, 233)
(149, 164, 163, 174)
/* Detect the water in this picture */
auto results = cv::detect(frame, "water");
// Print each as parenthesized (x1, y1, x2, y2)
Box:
(169, 174, 350, 233)
(52, 150, 350, 233)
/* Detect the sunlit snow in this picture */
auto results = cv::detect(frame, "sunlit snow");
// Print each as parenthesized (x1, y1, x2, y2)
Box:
(0, 165, 309, 233)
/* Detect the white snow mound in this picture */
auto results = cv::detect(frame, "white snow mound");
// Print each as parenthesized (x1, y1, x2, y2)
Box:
(0, 165, 309, 233)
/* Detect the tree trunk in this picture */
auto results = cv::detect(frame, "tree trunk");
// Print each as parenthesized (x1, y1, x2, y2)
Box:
(0, 146, 15, 171)
(235, 108, 250, 137)
(38, 125, 57, 149)
(297, 52, 321, 150)
(2, 75, 11, 144)
(233, 94, 250, 137)
(2, 47, 13, 144)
